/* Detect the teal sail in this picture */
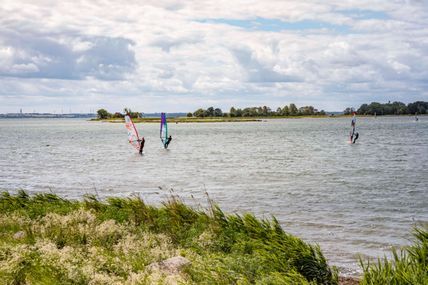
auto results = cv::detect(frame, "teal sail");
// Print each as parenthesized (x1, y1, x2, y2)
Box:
(160, 113, 168, 148)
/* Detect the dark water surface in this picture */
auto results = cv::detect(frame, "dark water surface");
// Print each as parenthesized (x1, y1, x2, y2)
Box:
(1, 116, 427, 275)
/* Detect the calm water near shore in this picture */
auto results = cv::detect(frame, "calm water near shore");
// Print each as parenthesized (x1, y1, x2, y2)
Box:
(0, 116, 427, 275)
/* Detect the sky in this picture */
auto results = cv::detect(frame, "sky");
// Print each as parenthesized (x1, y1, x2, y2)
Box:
(1, 0, 428, 113)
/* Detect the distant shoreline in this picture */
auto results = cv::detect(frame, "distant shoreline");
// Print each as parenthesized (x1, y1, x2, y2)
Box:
(90, 114, 424, 123)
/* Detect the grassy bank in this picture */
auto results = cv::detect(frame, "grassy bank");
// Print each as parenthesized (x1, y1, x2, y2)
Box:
(1, 191, 426, 284)
(0, 191, 338, 285)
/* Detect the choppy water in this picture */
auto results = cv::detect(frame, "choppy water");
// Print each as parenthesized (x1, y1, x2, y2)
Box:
(0, 117, 427, 275)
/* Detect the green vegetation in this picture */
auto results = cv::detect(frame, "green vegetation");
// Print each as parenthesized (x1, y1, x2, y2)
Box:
(0, 190, 338, 285)
(360, 227, 428, 284)
(190, 104, 326, 118)
(1, 190, 426, 284)
(92, 116, 264, 123)
(94, 103, 327, 122)
(96, 108, 139, 120)
(344, 101, 428, 116)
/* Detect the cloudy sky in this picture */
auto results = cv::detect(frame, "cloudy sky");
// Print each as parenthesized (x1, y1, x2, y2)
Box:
(1, 0, 427, 113)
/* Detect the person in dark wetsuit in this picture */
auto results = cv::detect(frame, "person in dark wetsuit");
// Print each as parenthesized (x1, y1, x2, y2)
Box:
(164, 135, 172, 148)
(352, 132, 359, 144)
(350, 112, 357, 142)
(139, 137, 145, 154)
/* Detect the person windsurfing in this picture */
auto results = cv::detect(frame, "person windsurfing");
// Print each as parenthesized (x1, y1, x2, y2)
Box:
(352, 132, 359, 144)
(139, 137, 145, 154)
(164, 135, 172, 148)
(350, 112, 359, 143)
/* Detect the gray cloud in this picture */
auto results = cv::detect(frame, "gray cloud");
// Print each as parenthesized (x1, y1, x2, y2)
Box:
(231, 47, 302, 83)
(0, 28, 136, 80)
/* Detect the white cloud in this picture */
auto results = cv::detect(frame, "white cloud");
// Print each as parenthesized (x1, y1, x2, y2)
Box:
(0, 0, 427, 113)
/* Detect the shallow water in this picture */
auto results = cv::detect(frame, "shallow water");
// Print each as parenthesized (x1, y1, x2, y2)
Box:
(0, 116, 427, 275)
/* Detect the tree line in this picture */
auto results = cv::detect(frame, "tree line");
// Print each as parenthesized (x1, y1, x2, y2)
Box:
(188, 104, 326, 118)
(96, 108, 140, 119)
(344, 101, 428, 115)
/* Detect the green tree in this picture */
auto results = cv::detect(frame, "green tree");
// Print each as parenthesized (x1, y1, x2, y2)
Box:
(343, 107, 353, 115)
(97, 109, 111, 119)
(214, 108, 223, 117)
(357, 104, 368, 115)
(206, 107, 215, 117)
(112, 112, 124, 118)
(289, 103, 298, 116)
(186, 112, 193, 117)
(408, 101, 428, 114)
(229, 107, 236, 117)
(193, 108, 206, 117)
(123, 108, 139, 118)
(282, 105, 290, 116)
(299, 106, 315, 115)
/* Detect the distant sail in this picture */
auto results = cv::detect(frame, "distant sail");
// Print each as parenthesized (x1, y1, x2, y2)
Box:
(160, 112, 168, 148)
(125, 114, 141, 151)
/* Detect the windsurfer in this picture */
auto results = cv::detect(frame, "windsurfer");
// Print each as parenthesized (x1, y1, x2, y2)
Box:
(350, 112, 357, 142)
(164, 135, 172, 148)
(139, 137, 145, 154)
(352, 132, 359, 144)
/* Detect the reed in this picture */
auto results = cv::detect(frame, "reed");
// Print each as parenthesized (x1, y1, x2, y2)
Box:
(360, 226, 428, 285)
(0, 190, 338, 284)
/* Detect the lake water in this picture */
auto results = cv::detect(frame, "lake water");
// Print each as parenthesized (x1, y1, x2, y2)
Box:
(0, 116, 427, 275)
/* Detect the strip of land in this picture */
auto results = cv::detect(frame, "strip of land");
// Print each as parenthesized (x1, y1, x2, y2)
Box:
(91, 115, 331, 123)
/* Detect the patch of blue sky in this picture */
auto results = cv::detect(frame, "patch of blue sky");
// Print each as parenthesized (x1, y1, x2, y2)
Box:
(198, 18, 350, 33)
(338, 9, 389, 20)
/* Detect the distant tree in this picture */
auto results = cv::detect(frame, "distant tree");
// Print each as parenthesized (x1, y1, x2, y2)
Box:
(186, 112, 193, 117)
(282, 105, 290, 116)
(276, 107, 282, 116)
(193, 108, 205, 117)
(206, 107, 215, 117)
(214, 108, 223, 117)
(299, 106, 315, 115)
(343, 107, 353, 115)
(112, 112, 124, 118)
(97, 108, 111, 119)
(391, 101, 407, 115)
(368, 102, 383, 115)
(408, 101, 428, 114)
(357, 104, 368, 115)
(289, 103, 298, 115)
(229, 107, 237, 117)
(356, 101, 428, 115)
(262, 106, 270, 116)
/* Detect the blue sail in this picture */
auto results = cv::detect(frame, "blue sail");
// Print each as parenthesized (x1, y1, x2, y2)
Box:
(160, 113, 168, 148)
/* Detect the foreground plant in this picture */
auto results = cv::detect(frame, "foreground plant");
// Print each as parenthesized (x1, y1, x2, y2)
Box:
(0, 190, 338, 284)
(360, 226, 428, 285)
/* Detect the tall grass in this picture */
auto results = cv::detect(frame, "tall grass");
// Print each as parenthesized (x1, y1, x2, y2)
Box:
(360, 226, 428, 285)
(0, 191, 338, 284)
